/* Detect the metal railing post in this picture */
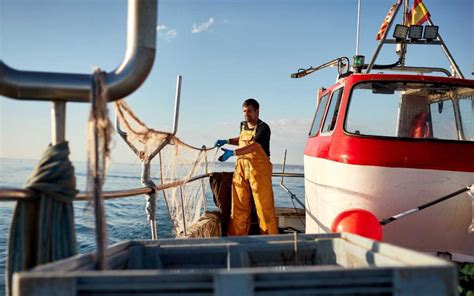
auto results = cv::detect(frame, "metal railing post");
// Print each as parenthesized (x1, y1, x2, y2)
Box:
(280, 149, 305, 209)
(51, 101, 66, 144)
(201, 147, 208, 212)
(171, 75, 182, 136)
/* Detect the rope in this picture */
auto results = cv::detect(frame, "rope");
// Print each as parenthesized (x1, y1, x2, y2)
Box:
(177, 139, 217, 152)
(143, 179, 157, 222)
(141, 159, 157, 239)
(88, 68, 113, 270)
(6, 142, 77, 296)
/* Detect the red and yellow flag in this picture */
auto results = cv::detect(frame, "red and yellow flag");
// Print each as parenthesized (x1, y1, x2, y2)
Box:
(406, 0, 431, 26)
(376, 1, 400, 40)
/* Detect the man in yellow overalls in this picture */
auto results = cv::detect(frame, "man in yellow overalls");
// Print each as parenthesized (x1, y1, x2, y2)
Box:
(215, 98, 278, 235)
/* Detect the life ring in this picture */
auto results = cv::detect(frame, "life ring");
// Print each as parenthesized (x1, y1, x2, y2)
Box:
(409, 111, 431, 138)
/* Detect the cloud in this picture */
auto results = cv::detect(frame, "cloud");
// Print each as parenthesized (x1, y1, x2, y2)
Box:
(165, 29, 177, 39)
(191, 17, 215, 33)
(267, 118, 311, 140)
(156, 25, 168, 32)
(267, 119, 311, 164)
(157, 24, 177, 41)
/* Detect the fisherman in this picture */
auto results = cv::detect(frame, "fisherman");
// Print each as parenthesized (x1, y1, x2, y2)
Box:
(215, 98, 278, 235)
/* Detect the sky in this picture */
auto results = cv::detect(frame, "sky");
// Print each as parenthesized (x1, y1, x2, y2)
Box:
(0, 0, 472, 165)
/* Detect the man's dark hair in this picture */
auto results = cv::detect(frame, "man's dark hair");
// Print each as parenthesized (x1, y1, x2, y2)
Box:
(242, 98, 259, 110)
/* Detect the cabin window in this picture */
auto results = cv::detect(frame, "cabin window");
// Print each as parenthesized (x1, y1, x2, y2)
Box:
(459, 96, 474, 141)
(429, 99, 457, 140)
(345, 83, 399, 137)
(344, 81, 474, 142)
(321, 88, 344, 133)
(309, 93, 329, 136)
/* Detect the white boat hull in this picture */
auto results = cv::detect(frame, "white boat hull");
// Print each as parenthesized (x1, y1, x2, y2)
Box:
(304, 155, 474, 262)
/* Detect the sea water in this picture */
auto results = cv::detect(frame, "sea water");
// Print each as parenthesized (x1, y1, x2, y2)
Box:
(0, 158, 305, 293)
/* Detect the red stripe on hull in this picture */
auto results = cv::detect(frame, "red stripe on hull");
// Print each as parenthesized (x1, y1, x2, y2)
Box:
(305, 135, 474, 172)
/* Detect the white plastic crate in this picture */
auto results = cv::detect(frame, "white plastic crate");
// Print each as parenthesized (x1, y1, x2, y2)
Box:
(13, 233, 457, 295)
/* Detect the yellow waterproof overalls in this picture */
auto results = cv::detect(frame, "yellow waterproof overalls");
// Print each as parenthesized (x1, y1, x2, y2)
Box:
(227, 123, 278, 235)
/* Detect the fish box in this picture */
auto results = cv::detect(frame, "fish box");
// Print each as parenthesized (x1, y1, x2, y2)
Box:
(13, 233, 456, 295)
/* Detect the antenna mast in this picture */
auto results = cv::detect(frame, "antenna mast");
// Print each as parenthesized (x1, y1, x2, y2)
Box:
(355, 0, 361, 55)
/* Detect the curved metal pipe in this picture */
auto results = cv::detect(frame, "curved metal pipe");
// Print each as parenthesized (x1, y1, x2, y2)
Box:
(0, 0, 157, 102)
(389, 66, 452, 77)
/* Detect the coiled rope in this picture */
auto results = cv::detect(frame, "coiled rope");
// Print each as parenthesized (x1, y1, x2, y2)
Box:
(6, 142, 78, 296)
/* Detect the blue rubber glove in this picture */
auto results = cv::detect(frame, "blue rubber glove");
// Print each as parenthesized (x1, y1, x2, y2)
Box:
(218, 148, 234, 162)
(214, 139, 228, 148)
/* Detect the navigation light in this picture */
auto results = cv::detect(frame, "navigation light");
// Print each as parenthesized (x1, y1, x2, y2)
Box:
(352, 55, 365, 73)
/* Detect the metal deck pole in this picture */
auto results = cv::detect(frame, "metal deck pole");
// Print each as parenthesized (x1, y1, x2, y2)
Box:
(171, 75, 182, 136)
(355, 0, 361, 56)
(51, 101, 66, 144)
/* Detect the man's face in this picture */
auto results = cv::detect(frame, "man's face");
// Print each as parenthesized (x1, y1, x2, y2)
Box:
(243, 105, 259, 124)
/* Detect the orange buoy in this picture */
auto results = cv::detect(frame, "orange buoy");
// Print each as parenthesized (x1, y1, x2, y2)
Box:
(331, 209, 383, 241)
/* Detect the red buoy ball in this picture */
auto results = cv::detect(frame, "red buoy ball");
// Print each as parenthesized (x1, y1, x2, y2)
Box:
(331, 208, 383, 241)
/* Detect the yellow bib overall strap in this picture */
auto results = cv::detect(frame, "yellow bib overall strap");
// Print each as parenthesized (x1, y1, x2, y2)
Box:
(228, 122, 278, 236)
(237, 124, 268, 160)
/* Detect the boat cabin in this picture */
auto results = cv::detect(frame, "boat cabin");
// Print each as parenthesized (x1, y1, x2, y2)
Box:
(303, 72, 474, 261)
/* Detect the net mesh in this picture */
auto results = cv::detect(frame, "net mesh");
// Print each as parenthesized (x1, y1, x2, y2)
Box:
(115, 100, 219, 236)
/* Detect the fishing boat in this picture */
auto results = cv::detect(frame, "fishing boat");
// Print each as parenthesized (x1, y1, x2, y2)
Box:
(0, 0, 472, 295)
(292, 0, 474, 263)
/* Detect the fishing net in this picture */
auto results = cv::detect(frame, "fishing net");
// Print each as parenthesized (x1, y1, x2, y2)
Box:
(115, 100, 219, 237)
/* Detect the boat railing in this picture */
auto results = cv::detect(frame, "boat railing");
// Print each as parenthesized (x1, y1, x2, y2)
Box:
(0, 0, 157, 103)
(387, 66, 452, 76)
(0, 172, 304, 202)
